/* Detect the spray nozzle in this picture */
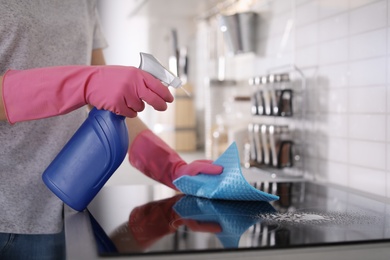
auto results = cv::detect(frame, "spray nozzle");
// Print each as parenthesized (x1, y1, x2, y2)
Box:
(139, 53, 191, 97)
(139, 52, 181, 88)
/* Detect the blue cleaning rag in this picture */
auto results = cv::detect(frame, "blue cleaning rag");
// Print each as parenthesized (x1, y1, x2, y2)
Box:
(173, 195, 277, 248)
(173, 142, 279, 201)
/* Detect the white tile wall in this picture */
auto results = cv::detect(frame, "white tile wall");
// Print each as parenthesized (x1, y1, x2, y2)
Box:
(296, 23, 318, 47)
(317, 114, 348, 138)
(318, 137, 349, 162)
(267, 12, 293, 37)
(349, 166, 387, 196)
(349, 114, 386, 141)
(295, 45, 318, 67)
(387, 143, 390, 170)
(350, 140, 386, 169)
(349, 29, 387, 60)
(319, 88, 349, 113)
(349, 58, 387, 86)
(204, 0, 390, 199)
(350, 0, 382, 10)
(319, 38, 348, 65)
(295, 1, 319, 26)
(318, 0, 349, 19)
(388, 115, 390, 141)
(348, 86, 386, 113)
(271, 0, 293, 14)
(318, 63, 348, 87)
(319, 13, 349, 42)
(319, 161, 349, 186)
(350, 1, 387, 35)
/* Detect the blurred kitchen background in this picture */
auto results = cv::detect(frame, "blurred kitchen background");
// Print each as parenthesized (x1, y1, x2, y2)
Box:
(97, 0, 390, 200)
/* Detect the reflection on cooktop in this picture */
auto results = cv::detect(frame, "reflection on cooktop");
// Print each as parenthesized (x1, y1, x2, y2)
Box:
(87, 181, 390, 257)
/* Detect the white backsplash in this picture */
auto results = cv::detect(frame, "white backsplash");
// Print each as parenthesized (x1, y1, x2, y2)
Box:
(197, 0, 390, 199)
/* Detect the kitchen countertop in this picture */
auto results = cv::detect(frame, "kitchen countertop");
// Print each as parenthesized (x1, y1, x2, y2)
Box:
(64, 206, 390, 260)
(64, 174, 390, 260)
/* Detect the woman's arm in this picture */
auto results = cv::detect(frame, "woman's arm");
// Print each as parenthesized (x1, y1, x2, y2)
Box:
(0, 48, 149, 143)
(0, 49, 106, 122)
(0, 50, 106, 122)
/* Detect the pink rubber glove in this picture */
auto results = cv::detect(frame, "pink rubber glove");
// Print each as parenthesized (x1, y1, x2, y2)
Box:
(2, 66, 174, 124)
(129, 129, 223, 190)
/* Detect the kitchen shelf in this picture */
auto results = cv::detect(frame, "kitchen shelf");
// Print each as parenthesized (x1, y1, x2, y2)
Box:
(246, 64, 310, 179)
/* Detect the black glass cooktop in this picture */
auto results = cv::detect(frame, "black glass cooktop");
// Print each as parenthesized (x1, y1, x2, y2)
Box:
(87, 181, 390, 257)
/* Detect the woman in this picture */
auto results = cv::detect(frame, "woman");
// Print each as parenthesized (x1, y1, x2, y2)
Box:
(0, 1, 222, 259)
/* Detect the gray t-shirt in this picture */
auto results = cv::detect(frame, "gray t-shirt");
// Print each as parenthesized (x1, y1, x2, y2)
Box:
(0, 0, 107, 234)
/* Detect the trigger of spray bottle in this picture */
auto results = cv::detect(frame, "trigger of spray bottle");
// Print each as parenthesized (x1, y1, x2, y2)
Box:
(42, 53, 181, 212)
(139, 52, 190, 96)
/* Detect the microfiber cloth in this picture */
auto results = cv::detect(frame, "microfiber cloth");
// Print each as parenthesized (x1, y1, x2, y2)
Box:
(173, 195, 277, 248)
(173, 142, 279, 201)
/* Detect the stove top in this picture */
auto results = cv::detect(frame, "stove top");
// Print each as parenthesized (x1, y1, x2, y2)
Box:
(86, 181, 390, 257)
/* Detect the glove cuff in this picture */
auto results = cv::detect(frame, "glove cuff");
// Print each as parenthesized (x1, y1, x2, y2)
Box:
(129, 129, 183, 190)
(1, 70, 13, 124)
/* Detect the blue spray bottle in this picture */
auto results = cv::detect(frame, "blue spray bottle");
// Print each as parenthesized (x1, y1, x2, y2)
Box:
(42, 53, 182, 211)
